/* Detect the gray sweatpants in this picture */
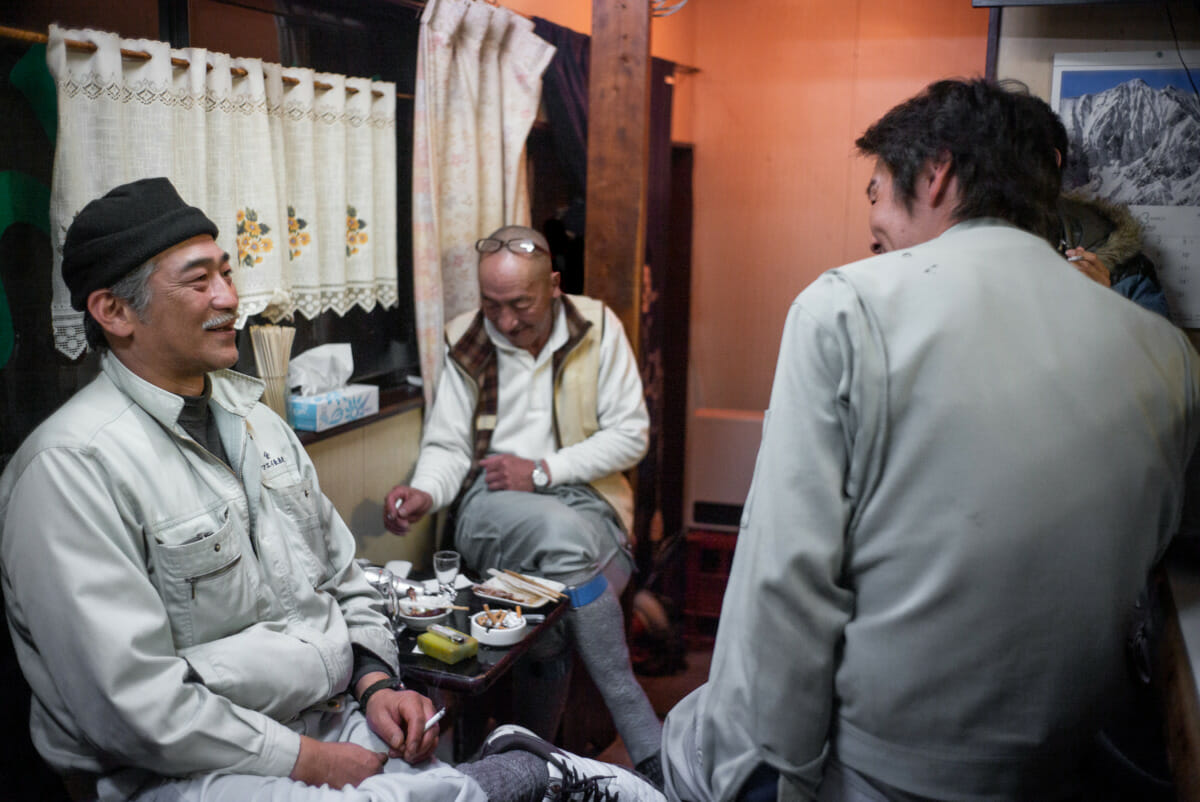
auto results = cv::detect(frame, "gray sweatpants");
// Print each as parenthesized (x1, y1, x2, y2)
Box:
(453, 472, 632, 587)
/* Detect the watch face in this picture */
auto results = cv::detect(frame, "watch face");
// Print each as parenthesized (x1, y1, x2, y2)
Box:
(532, 464, 549, 488)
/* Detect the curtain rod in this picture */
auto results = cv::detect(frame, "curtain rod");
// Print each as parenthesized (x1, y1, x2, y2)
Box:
(0, 24, 415, 100)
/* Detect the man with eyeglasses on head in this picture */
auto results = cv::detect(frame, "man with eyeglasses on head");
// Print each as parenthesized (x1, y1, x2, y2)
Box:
(385, 225, 664, 785)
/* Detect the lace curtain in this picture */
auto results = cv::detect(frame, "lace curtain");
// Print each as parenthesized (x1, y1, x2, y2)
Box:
(45, 24, 398, 359)
(411, 0, 554, 402)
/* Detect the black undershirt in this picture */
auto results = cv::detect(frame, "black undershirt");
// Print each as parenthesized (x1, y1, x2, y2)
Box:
(177, 381, 229, 466)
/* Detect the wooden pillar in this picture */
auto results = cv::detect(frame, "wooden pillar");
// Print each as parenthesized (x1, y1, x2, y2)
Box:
(584, 0, 651, 350)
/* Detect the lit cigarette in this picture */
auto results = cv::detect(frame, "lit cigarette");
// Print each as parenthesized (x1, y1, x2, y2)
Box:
(423, 706, 446, 732)
(1067, 255, 1083, 263)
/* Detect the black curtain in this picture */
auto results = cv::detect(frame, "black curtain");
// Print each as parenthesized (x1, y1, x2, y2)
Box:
(530, 19, 589, 295)
(531, 18, 677, 579)
(637, 58, 676, 578)
(531, 19, 589, 193)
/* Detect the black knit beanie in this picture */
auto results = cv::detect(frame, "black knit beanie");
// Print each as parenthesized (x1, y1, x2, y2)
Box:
(62, 177, 219, 311)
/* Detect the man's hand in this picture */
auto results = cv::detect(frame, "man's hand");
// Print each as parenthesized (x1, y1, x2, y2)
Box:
(290, 735, 387, 788)
(363, 688, 440, 764)
(384, 485, 433, 534)
(478, 454, 541, 492)
(1066, 247, 1112, 288)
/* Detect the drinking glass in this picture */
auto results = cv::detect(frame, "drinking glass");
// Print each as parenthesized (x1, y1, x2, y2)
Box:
(433, 550, 461, 597)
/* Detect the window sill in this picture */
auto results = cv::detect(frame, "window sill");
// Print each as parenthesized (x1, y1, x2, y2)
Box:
(294, 385, 424, 446)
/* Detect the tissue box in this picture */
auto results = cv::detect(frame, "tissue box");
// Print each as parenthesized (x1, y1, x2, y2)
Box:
(288, 384, 379, 432)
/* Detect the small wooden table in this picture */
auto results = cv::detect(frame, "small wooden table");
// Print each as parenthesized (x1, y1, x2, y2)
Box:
(395, 579, 568, 758)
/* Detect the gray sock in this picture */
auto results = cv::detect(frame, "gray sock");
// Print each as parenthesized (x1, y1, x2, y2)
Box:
(458, 751, 549, 802)
(568, 585, 663, 764)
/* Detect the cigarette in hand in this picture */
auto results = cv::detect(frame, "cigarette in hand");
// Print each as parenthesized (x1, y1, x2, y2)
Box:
(1067, 255, 1083, 263)
(423, 706, 446, 732)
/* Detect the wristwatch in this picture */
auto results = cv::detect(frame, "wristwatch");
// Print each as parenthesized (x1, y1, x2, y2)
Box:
(531, 460, 550, 492)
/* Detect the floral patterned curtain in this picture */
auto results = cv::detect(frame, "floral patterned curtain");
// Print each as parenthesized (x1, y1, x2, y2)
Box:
(410, 0, 554, 402)
(45, 24, 397, 359)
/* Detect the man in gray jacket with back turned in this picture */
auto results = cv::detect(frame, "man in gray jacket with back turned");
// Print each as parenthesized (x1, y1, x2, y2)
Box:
(661, 80, 1200, 801)
(0, 177, 663, 802)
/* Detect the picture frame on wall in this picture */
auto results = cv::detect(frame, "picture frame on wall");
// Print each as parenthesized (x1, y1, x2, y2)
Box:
(1051, 50, 1200, 325)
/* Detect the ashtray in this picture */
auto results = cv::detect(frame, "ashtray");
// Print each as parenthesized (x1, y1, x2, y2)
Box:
(470, 609, 527, 647)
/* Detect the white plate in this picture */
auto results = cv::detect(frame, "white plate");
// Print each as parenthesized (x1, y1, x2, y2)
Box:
(472, 573, 565, 609)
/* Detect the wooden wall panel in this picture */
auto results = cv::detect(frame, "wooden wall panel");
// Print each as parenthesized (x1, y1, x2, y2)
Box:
(306, 408, 434, 569)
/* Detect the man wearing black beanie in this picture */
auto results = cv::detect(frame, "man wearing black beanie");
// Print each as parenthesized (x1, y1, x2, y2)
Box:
(0, 177, 664, 802)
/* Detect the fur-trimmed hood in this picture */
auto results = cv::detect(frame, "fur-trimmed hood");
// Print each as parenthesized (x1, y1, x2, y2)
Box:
(1056, 191, 1147, 281)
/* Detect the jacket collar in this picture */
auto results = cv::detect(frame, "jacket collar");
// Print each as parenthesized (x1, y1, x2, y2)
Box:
(101, 351, 263, 430)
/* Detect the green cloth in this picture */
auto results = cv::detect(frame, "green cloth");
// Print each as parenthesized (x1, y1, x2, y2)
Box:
(11, 44, 56, 146)
(0, 171, 50, 369)
(0, 43, 56, 368)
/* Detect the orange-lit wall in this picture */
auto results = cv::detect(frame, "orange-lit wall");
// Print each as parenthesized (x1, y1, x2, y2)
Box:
(688, 1, 988, 411)
(507, 0, 988, 413)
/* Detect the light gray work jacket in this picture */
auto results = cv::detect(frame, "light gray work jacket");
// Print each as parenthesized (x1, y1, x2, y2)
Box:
(663, 220, 1200, 801)
(0, 353, 398, 781)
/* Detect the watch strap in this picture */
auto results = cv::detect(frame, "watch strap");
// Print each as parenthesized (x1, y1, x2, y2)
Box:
(357, 676, 405, 711)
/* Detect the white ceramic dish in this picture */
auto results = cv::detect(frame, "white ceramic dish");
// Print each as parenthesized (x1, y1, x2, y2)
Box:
(472, 573, 566, 609)
(470, 610, 527, 647)
(473, 583, 551, 609)
(394, 595, 452, 631)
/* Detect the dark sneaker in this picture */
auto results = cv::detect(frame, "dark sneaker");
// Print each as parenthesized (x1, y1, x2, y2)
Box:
(634, 753, 663, 790)
(480, 724, 666, 802)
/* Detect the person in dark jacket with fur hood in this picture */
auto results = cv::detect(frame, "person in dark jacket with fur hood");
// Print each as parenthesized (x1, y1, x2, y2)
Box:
(1058, 191, 1170, 318)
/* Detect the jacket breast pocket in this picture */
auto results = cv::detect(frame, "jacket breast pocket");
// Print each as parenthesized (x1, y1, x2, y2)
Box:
(260, 474, 330, 585)
(147, 510, 260, 648)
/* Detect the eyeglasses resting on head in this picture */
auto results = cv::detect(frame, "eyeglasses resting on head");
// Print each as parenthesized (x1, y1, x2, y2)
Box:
(475, 237, 550, 257)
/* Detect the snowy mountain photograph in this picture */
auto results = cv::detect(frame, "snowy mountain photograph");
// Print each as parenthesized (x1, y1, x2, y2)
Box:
(1059, 78, 1199, 205)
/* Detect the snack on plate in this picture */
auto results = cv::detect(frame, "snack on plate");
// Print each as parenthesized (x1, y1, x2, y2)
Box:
(404, 604, 445, 617)
(473, 581, 538, 604)
(395, 595, 453, 631)
(472, 571, 565, 608)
